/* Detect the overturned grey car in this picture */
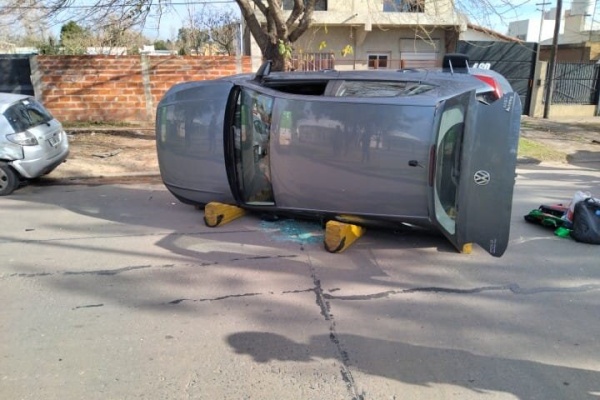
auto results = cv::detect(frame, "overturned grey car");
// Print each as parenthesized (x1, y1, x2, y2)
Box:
(156, 55, 522, 257)
(0, 93, 69, 195)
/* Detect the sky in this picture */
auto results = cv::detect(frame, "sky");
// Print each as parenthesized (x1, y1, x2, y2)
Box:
(139, 0, 239, 40)
(41, 0, 600, 41)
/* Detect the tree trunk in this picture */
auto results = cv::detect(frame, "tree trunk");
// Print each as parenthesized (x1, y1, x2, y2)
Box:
(263, 41, 291, 71)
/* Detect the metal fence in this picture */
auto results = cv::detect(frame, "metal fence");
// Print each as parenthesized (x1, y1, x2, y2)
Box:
(552, 62, 600, 105)
(291, 52, 335, 71)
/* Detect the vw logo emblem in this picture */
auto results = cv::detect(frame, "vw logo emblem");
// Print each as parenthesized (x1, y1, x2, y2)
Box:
(474, 170, 491, 186)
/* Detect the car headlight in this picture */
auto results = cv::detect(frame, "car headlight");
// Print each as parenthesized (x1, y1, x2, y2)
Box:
(6, 131, 39, 146)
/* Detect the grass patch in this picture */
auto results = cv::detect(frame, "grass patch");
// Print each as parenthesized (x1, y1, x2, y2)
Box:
(518, 137, 567, 163)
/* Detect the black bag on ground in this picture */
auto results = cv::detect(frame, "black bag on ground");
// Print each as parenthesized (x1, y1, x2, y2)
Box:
(571, 198, 600, 244)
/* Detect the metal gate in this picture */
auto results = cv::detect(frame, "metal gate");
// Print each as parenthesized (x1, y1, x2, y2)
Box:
(456, 41, 537, 115)
(551, 62, 600, 104)
(0, 55, 34, 95)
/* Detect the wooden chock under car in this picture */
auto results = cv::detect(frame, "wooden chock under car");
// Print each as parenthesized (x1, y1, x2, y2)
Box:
(324, 220, 366, 253)
(204, 202, 246, 227)
(461, 243, 473, 254)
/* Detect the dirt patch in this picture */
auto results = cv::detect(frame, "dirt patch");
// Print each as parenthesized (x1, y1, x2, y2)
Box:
(520, 117, 600, 164)
(47, 129, 160, 181)
(39, 119, 600, 186)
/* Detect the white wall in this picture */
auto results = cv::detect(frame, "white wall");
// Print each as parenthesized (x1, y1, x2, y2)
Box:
(508, 18, 557, 42)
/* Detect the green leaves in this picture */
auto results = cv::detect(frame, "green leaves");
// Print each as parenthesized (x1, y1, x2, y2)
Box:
(278, 40, 293, 59)
(341, 45, 353, 57)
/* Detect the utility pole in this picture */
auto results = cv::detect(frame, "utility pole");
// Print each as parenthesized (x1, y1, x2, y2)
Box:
(543, 0, 563, 119)
(537, 2, 550, 45)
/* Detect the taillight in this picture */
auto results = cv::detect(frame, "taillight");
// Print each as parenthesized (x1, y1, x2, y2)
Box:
(474, 74, 503, 100)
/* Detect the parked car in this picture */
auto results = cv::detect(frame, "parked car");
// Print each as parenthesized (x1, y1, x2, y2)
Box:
(155, 55, 522, 257)
(0, 93, 69, 195)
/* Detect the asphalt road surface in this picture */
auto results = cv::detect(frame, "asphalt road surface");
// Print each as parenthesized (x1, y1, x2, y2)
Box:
(1, 163, 599, 400)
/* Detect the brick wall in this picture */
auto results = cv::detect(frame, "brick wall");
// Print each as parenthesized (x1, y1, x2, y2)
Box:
(31, 55, 252, 126)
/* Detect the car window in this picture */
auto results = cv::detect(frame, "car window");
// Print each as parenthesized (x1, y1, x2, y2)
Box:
(335, 81, 434, 97)
(3, 99, 53, 132)
(434, 104, 465, 235)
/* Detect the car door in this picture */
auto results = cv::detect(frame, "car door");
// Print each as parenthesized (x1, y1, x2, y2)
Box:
(432, 90, 522, 257)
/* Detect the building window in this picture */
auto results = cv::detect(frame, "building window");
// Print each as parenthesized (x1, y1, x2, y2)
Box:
(383, 0, 424, 12)
(368, 54, 390, 69)
(283, 0, 327, 11)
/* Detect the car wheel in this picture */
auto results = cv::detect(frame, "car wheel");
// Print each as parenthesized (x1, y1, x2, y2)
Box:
(0, 164, 19, 196)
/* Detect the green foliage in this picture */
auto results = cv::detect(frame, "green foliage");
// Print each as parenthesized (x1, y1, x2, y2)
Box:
(58, 21, 91, 54)
(153, 40, 168, 50)
(278, 40, 293, 59)
(341, 45, 354, 57)
(60, 21, 87, 42)
(37, 36, 60, 55)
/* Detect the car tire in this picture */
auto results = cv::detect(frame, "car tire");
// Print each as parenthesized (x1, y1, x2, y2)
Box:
(0, 164, 19, 196)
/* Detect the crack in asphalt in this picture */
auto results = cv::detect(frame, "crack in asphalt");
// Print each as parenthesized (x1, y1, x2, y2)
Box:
(167, 288, 318, 305)
(72, 303, 104, 310)
(64, 265, 155, 276)
(305, 253, 365, 400)
(230, 255, 298, 261)
(2, 263, 178, 278)
(168, 292, 263, 304)
(323, 283, 600, 300)
(0, 229, 258, 245)
(1, 254, 297, 279)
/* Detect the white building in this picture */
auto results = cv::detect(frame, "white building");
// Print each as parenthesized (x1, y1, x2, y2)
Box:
(506, 1, 600, 45)
(248, 0, 466, 70)
(560, 0, 600, 44)
(508, 6, 559, 42)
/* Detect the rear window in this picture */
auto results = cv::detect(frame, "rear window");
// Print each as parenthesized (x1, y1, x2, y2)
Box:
(434, 104, 465, 235)
(335, 81, 434, 97)
(3, 98, 53, 132)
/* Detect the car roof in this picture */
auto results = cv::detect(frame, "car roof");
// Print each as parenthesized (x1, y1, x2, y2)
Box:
(224, 68, 494, 103)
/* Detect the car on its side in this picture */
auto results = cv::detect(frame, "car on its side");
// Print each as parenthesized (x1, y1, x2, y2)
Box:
(0, 93, 69, 195)
(155, 54, 522, 257)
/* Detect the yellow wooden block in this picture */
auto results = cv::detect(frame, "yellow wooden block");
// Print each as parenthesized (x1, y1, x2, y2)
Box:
(203, 202, 246, 227)
(461, 243, 473, 254)
(324, 220, 366, 253)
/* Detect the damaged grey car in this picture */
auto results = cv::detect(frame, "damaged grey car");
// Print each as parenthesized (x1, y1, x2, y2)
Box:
(0, 93, 69, 195)
(155, 55, 522, 257)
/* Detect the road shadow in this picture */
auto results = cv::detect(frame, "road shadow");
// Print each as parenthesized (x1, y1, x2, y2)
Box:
(567, 150, 600, 169)
(228, 331, 600, 399)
